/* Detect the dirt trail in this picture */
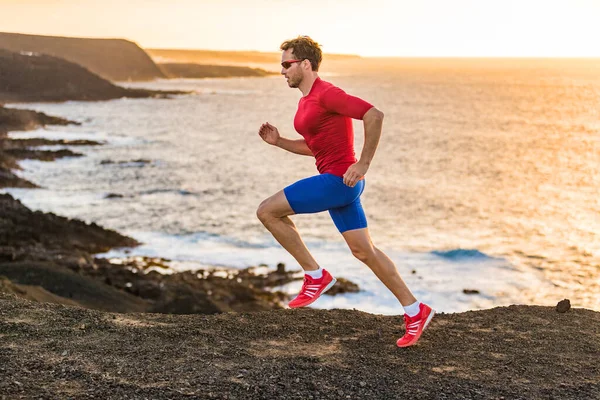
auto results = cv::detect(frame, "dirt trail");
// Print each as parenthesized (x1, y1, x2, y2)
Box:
(1, 294, 598, 399)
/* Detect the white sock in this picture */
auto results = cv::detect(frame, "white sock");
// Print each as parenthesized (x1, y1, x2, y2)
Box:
(305, 267, 323, 279)
(403, 301, 421, 317)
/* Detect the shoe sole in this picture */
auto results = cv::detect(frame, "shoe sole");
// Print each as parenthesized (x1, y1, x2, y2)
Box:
(397, 308, 436, 348)
(289, 277, 337, 308)
(423, 308, 436, 330)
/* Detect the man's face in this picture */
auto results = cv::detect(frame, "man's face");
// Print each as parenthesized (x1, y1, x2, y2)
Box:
(281, 48, 303, 88)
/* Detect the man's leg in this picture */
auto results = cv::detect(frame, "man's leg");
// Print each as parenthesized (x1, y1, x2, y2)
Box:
(341, 228, 417, 306)
(256, 190, 319, 271)
(341, 227, 435, 347)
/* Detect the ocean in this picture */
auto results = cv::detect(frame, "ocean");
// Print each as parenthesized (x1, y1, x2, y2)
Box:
(4, 57, 599, 314)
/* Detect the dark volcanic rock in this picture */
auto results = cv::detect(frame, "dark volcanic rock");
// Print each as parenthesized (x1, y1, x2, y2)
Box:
(86, 258, 288, 314)
(0, 138, 103, 149)
(556, 298, 571, 313)
(0, 105, 82, 188)
(0, 167, 37, 188)
(0, 49, 185, 103)
(3, 148, 83, 161)
(0, 262, 147, 312)
(327, 277, 360, 295)
(0, 31, 165, 81)
(0, 105, 78, 134)
(0, 193, 139, 256)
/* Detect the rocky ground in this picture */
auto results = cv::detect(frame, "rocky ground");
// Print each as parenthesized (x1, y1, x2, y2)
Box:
(1, 295, 598, 399)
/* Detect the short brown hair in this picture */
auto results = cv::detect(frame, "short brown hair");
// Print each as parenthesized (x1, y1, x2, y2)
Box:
(280, 36, 322, 71)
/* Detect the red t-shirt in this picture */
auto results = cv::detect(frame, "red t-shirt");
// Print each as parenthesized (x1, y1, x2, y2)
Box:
(293, 78, 373, 176)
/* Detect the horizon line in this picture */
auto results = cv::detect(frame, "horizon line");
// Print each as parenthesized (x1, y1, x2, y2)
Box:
(2, 31, 600, 59)
(148, 48, 600, 60)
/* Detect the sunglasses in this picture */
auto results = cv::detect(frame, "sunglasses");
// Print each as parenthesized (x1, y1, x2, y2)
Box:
(281, 59, 304, 69)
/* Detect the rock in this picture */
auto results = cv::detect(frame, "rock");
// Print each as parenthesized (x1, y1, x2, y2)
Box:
(133, 281, 163, 300)
(556, 299, 571, 313)
(463, 289, 480, 295)
(3, 148, 83, 162)
(326, 277, 360, 295)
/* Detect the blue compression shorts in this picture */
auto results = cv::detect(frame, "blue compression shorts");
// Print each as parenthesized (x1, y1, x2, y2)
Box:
(283, 173, 367, 233)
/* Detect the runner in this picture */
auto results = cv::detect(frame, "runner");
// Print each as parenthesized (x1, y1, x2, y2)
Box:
(257, 36, 434, 347)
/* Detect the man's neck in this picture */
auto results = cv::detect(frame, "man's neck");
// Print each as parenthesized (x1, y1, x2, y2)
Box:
(298, 73, 319, 97)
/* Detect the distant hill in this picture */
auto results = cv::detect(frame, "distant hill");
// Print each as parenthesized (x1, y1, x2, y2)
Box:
(147, 48, 361, 70)
(0, 32, 165, 81)
(159, 63, 276, 78)
(0, 49, 182, 103)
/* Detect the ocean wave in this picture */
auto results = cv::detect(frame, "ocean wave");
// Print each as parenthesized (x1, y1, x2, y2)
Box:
(431, 249, 497, 262)
(139, 189, 197, 196)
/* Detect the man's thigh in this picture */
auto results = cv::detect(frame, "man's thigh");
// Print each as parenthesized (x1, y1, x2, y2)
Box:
(258, 190, 295, 218)
(329, 197, 368, 233)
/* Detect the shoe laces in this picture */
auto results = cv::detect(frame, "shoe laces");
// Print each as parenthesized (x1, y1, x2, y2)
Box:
(299, 275, 315, 293)
(403, 313, 420, 326)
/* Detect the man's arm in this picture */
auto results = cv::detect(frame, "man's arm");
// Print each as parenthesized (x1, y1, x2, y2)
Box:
(276, 137, 314, 156)
(258, 122, 313, 157)
(343, 107, 384, 187)
(357, 107, 384, 167)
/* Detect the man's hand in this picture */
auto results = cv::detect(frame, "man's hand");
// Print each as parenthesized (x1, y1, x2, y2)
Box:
(343, 161, 369, 187)
(258, 122, 280, 146)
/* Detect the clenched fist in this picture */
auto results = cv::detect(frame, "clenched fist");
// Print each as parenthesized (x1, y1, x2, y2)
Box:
(258, 122, 280, 146)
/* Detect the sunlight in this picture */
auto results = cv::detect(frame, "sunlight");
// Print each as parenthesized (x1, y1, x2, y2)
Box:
(0, 0, 600, 57)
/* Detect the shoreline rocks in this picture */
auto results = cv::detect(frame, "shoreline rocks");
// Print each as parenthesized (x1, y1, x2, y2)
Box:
(0, 105, 82, 188)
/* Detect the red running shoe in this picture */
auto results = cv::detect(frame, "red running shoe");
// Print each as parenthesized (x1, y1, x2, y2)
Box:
(396, 303, 435, 347)
(289, 269, 336, 308)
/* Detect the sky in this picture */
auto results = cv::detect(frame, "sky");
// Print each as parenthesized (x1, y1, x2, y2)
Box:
(1, 0, 600, 57)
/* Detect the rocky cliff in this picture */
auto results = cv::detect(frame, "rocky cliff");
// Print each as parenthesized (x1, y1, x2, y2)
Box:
(0, 31, 165, 81)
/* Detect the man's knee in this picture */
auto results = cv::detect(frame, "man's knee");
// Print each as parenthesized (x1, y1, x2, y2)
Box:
(257, 197, 282, 224)
(348, 243, 376, 263)
(256, 199, 272, 223)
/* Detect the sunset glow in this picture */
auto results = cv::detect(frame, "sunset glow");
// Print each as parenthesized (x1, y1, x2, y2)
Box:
(1, 0, 600, 57)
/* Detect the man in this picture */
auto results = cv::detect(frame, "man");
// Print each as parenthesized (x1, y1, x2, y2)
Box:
(257, 36, 434, 347)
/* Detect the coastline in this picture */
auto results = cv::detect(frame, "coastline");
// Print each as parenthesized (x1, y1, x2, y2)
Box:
(2, 107, 597, 399)
(0, 105, 359, 314)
